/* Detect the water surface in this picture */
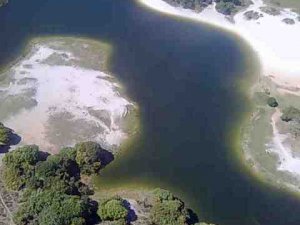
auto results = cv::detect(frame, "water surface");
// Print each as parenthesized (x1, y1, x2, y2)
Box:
(1, 1, 300, 225)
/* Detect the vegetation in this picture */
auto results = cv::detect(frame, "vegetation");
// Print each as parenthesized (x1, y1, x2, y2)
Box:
(0, 123, 12, 146)
(98, 196, 128, 222)
(1, 142, 105, 225)
(281, 106, 300, 122)
(75, 141, 104, 175)
(1, 143, 215, 225)
(267, 97, 278, 107)
(150, 188, 191, 225)
(162, 0, 250, 15)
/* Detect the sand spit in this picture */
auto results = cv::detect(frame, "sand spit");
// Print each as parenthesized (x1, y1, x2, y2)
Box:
(0, 37, 137, 153)
(139, 0, 300, 85)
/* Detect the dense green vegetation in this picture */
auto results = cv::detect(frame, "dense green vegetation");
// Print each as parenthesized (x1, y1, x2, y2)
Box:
(162, 0, 250, 15)
(150, 188, 192, 225)
(0, 123, 12, 146)
(1, 142, 110, 225)
(1, 142, 215, 225)
(267, 97, 278, 107)
(281, 106, 300, 122)
(98, 197, 128, 222)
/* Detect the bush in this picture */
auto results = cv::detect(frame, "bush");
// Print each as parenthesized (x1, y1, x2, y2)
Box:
(153, 188, 175, 201)
(75, 141, 103, 175)
(13, 190, 89, 225)
(0, 123, 12, 146)
(2, 145, 40, 190)
(281, 106, 300, 122)
(267, 97, 278, 107)
(98, 197, 128, 221)
(150, 199, 188, 225)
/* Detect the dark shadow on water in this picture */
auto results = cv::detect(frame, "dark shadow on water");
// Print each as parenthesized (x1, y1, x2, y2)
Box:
(0, 132, 22, 154)
(99, 149, 114, 168)
(123, 199, 138, 223)
(187, 208, 200, 224)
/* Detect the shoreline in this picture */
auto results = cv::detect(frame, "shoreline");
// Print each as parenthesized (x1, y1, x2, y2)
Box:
(137, 0, 300, 191)
(138, 0, 300, 83)
(0, 36, 139, 155)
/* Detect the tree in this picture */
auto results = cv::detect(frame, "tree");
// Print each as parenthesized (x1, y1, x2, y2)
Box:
(98, 197, 128, 221)
(75, 141, 103, 175)
(150, 199, 189, 225)
(2, 145, 40, 190)
(267, 97, 278, 107)
(13, 190, 90, 225)
(0, 122, 12, 146)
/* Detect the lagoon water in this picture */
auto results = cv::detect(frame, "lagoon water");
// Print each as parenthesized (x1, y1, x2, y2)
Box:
(1, 0, 300, 224)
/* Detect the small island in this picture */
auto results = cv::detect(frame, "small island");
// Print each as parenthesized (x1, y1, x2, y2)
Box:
(0, 37, 139, 154)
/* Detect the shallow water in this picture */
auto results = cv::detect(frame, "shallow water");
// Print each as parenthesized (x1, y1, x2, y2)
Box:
(1, 0, 300, 225)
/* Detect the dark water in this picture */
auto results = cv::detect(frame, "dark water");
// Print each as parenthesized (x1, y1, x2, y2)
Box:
(1, 0, 300, 224)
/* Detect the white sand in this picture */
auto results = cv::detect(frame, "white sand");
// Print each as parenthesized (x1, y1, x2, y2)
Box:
(269, 109, 300, 174)
(0, 43, 134, 153)
(138, 0, 300, 86)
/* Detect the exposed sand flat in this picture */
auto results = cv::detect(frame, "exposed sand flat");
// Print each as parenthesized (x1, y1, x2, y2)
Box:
(269, 109, 300, 174)
(139, 0, 300, 86)
(0, 38, 137, 153)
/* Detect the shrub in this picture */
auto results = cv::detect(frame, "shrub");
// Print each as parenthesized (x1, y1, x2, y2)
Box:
(267, 97, 278, 107)
(2, 145, 40, 190)
(281, 106, 300, 122)
(13, 190, 89, 225)
(98, 197, 128, 221)
(153, 188, 175, 201)
(75, 141, 103, 175)
(0, 123, 12, 146)
(150, 199, 188, 225)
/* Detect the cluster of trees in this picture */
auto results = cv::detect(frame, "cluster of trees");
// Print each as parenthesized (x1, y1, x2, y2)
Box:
(0, 123, 12, 146)
(1, 142, 125, 225)
(162, 0, 250, 15)
(1, 138, 215, 225)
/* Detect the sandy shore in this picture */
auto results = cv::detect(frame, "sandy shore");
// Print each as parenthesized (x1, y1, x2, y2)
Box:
(0, 38, 137, 153)
(138, 0, 300, 86)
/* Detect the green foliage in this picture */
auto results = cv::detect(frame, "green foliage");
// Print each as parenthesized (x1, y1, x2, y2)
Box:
(267, 97, 278, 107)
(153, 188, 175, 201)
(75, 141, 103, 175)
(98, 197, 128, 221)
(150, 199, 188, 225)
(162, 0, 249, 14)
(281, 106, 300, 122)
(0, 123, 12, 145)
(150, 189, 192, 225)
(215, 1, 238, 15)
(13, 190, 88, 225)
(2, 145, 40, 190)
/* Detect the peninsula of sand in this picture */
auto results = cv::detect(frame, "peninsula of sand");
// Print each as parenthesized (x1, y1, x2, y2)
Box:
(139, 0, 300, 190)
(0, 37, 139, 154)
